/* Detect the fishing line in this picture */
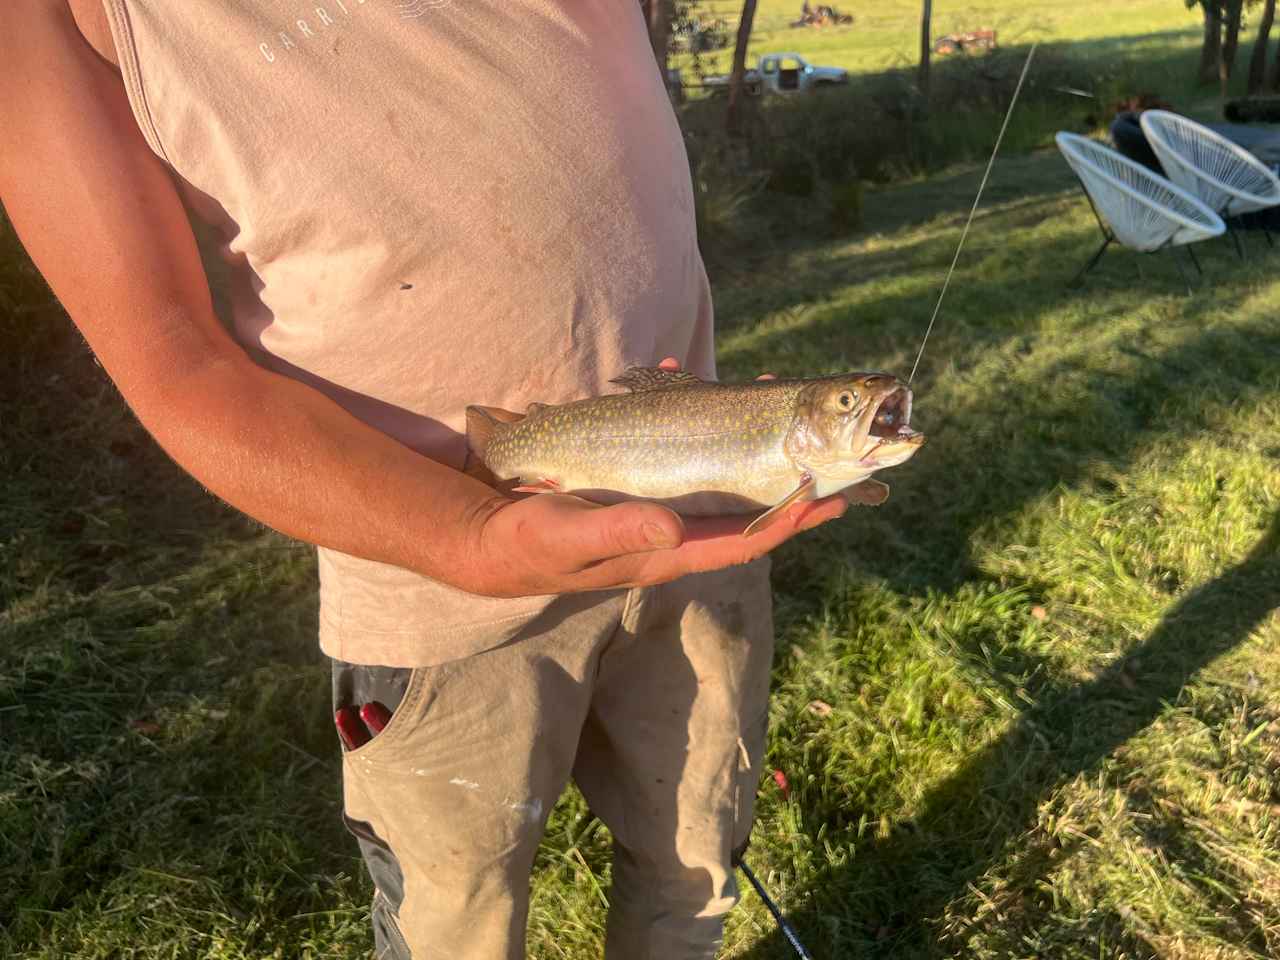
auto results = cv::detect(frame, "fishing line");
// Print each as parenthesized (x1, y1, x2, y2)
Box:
(908, 41, 1039, 384)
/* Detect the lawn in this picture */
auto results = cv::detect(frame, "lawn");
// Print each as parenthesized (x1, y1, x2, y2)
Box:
(686, 0, 1203, 84)
(4, 4, 1280, 960)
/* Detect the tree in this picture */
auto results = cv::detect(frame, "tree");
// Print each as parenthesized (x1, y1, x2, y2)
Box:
(1248, 0, 1275, 93)
(919, 0, 933, 97)
(726, 0, 758, 133)
(1269, 1, 1280, 87)
(1194, 0, 1246, 89)
(1197, 1, 1224, 86)
(1221, 0, 1244, 95)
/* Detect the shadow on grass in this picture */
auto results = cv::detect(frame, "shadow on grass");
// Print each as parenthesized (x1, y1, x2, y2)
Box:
(743, 511, 1280, 958)
(0, 323, 349, 952)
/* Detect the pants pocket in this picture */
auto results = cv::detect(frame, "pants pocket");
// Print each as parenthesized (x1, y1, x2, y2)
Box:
(332, 660, 429, 761)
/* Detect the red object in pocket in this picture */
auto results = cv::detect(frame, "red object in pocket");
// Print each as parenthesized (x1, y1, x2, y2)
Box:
(335, 706, 371, 750)
(360, 701, 392, 734)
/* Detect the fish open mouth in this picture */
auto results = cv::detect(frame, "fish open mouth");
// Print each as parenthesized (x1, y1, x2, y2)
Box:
(859, 385, 924, 464)
(869, 386, 914, 438)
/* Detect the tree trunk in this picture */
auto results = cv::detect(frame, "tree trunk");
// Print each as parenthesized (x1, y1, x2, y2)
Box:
(919, 0, 933, 98)
(1249, 0, 1276, 94)
(641, 0, 671, 80)
(1221, 0, 1243, 96)
(1271, 6, 1280, 89)
(1272, 19, 1280, 88)
(1199, 1, 1222, 86)
(726, 0, 758, 134)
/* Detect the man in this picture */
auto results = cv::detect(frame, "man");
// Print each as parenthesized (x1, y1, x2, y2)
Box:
(0, 3, 847, 957)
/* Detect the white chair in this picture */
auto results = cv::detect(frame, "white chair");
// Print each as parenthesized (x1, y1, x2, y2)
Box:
(1055, 132, 1226, 287)
(1139, 109, 1280, 256)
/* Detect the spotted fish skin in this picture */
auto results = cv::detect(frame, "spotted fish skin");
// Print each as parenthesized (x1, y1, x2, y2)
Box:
(467, 368, 924, 516)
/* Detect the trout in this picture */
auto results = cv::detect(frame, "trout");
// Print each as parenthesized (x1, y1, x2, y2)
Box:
(465, 366, 925, 536)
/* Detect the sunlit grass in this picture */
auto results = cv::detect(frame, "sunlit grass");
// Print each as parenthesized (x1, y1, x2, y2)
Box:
(683, 0, 1201, 81)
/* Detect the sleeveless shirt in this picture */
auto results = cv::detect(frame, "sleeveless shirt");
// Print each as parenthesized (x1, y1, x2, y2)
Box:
(101, 0, 716, 665)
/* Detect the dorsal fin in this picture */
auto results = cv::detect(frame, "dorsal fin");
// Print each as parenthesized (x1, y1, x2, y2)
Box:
(610, 366, 705, 392)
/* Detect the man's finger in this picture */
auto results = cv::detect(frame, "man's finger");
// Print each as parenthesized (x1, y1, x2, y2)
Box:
(659, 356, 681, 371)
(680, 495, 847, 545)
(789, 493, 849, 530)
(574, 495, 850, 589)
(564, 499, 686, 566)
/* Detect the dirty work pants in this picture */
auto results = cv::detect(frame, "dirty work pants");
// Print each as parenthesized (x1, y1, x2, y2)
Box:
(333, 558, 774, 960)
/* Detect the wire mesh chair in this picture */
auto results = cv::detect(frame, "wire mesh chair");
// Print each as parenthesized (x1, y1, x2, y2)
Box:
(1055, 132, 1225, 289)
(1139, 109, 1280, 257)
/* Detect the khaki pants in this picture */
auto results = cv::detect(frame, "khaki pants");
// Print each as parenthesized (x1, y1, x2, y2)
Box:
(334, 558, 774, 960)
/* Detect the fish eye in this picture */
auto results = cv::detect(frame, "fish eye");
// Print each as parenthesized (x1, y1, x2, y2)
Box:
(837, 390, 855, 409)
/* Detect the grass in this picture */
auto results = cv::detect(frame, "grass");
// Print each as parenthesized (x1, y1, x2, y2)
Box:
(706, 153, 1280, 957)
(685, 0, 1204, 86)
(4, 5, 1280, 959)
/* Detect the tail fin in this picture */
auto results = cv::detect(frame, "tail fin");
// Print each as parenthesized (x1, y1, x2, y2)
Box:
(463, 405, 523, 484)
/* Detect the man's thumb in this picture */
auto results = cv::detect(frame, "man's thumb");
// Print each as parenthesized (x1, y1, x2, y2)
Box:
(577, 501, 685, 559)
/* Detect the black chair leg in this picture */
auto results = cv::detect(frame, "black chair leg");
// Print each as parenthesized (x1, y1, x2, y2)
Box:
(1169, 247, 1194, 296)
(1186, 244, 1203, 277)
(1227, 219, 1246, 260)
(1071, 234, 1113, 286)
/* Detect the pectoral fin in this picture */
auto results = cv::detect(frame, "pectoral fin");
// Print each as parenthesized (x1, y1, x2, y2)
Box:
(744, 474, 816, 538)
(847, 479, 890, 506)
(512, 478, 561, 494)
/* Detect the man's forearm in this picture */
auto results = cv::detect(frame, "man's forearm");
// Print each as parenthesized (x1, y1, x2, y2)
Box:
(133, 349, 503, 590)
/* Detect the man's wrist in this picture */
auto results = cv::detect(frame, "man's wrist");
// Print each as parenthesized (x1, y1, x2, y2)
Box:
(412, 486, 513, 595)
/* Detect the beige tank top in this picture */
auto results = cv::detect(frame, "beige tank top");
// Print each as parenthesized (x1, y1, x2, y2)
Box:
(102, 0, 716, 666)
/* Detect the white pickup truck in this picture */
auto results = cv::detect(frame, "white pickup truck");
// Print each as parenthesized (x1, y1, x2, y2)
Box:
(704, 53, 849, 96)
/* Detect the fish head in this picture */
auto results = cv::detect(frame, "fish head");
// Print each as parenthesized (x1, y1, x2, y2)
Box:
(785, 374, 926, 485)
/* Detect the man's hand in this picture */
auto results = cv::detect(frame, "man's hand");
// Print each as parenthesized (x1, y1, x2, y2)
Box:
(456, 489, 846, 597)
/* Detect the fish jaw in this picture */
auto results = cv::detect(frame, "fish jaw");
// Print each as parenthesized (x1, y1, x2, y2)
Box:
(809, 432, 926, 497)
(859, 431, 926, 470)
